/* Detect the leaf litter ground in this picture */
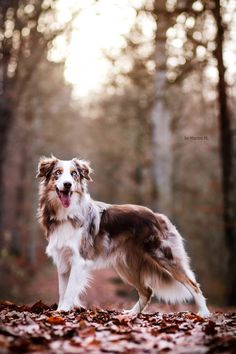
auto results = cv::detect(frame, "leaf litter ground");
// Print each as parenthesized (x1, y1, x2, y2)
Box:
(0, 301, 236, 353)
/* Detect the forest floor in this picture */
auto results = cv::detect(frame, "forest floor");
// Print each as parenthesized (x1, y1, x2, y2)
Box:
(1, 266, 236, 353)
(0, 301, 236, 354)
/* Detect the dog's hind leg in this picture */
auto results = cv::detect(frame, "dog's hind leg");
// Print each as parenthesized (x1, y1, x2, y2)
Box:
(115, 260, 153, 315)
(153, 259, 209, 317)
(179, 275, 209, 317)
(124, 286, 153, 315)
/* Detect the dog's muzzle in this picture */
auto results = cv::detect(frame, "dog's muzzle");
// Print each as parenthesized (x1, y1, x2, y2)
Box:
(56, 186, 72, 208)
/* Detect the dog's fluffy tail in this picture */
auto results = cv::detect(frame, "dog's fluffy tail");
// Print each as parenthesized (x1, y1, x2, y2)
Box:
(151, 274, 194, 303)
(150, 212, 196, 304)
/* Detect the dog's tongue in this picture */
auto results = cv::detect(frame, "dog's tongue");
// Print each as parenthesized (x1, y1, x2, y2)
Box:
(59, 192, 71, 208)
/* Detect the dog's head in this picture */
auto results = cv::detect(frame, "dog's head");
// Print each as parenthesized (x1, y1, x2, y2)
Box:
(37, 156, 92, 208)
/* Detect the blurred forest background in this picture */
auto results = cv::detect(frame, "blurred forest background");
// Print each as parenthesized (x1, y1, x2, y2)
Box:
(0, 0, 236, 309)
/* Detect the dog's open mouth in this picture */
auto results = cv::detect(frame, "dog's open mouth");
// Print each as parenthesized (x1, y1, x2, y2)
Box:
(56, 188, 72, 208)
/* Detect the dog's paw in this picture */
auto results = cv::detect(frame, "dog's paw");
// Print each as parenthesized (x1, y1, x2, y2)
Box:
(122, 308, 139, 316)
(57, 303, 72, 312)
(57, 300, 84, 313)
(197, 308, 210, 318)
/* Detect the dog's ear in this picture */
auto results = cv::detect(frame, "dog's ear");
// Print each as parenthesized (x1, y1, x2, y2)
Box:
(36, 156, 58, 180)
(73, 158, 93, 182)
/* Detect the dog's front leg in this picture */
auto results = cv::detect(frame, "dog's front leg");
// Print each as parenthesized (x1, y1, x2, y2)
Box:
(58, 271, 70, 308)
(58, 256, 90, 312)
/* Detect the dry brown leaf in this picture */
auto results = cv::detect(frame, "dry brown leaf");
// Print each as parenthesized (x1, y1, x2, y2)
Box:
(47, 316, 65, 325)
(79, 326, 96, 338)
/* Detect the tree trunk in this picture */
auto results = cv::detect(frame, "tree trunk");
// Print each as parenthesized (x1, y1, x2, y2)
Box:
(213, 0, 236, 305)
(0, 0, 45, 241)
(150, 0, 173, 215)
(0, 102, 12, 239)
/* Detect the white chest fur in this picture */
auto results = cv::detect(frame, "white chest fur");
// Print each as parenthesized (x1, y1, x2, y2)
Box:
(46, 222, 85, 273)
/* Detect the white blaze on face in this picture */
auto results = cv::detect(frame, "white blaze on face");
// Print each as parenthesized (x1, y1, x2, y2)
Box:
(55, 160, 77, 208)
(56, 161, 75, 191)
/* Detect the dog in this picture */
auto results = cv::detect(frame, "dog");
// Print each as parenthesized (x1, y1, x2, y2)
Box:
(37, 156, 209, 317)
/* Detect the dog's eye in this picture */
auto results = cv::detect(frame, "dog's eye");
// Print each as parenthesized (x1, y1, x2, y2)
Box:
(55, 170, 62, 176)
(71, 171, 77, 178)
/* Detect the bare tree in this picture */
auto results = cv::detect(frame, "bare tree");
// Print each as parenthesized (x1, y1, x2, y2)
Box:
(0, 0, 48, 235)
(150, 0, 173, 215)
(212, 0, 236, 305)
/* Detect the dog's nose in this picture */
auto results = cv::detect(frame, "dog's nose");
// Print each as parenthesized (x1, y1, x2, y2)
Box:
(64, 182, 72, 189)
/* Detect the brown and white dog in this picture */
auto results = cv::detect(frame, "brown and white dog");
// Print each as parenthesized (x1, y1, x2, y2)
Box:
(37, 156, 209, 316)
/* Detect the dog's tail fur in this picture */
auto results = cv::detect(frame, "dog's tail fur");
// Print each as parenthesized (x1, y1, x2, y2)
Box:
(147, 269, 195, 304)
(147, 213, 196, 304)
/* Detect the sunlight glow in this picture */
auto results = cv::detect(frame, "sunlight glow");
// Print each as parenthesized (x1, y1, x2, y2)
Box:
(48, 0, 236, 97)
(49, 0, 149, 97)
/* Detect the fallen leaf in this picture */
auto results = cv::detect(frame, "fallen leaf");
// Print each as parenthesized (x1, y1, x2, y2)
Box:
(79, 326, 96, 338)
(203, 320, 217, 335)
(31, 300, 49, 314)
(0, 334, 8, 348)
(47, 316, 65, 325)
